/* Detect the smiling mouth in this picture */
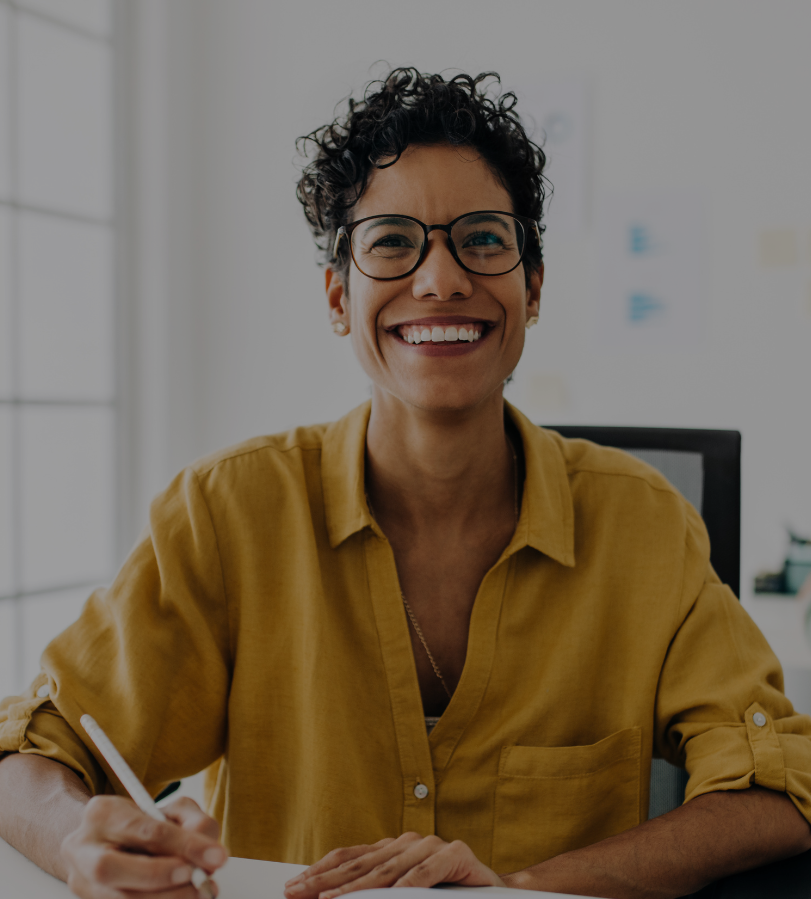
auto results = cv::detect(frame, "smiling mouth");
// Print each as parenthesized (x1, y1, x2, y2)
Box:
(394, 322, 489, 345)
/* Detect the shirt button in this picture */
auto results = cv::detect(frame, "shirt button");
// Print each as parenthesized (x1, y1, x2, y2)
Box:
(36, 684, 50, 699)
(413, 783, 429, 800)
(753, 712, 767, 727)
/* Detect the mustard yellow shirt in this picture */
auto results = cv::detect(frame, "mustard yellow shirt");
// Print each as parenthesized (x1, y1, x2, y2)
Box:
(2, 401, 811, 874)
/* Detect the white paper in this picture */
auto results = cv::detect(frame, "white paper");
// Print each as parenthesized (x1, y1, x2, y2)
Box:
(594, 193, 706, 350)
(518, 82, 588, 235)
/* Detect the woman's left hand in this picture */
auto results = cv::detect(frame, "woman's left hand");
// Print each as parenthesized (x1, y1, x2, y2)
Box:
(283, 832, 506, 899)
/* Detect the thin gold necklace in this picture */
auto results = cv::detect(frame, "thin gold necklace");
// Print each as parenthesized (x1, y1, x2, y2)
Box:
(366, 436, 520, 700)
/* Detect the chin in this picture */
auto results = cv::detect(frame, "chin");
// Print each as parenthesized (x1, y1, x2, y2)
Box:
(396, 382, 505, 416)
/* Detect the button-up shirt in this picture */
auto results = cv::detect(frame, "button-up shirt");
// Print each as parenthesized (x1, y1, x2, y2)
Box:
(2, 401, 811, 873)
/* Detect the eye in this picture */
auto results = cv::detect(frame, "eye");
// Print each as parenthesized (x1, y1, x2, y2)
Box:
(372, 233, 416, 249)
(462, 229, 506, 249)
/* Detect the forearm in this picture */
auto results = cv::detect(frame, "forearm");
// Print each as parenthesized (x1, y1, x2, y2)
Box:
(502, 787, 811, 899)
(0, 752, 91, 881)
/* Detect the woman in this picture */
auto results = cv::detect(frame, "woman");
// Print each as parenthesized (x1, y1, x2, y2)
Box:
(1, 69, 811, 899)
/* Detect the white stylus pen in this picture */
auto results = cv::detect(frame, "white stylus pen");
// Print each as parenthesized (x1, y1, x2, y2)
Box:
(80, 714, 217, 899)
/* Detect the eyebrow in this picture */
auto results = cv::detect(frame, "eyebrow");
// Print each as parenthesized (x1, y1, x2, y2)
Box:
(460, 213, 512, 231)
(361, 216, 414, 238)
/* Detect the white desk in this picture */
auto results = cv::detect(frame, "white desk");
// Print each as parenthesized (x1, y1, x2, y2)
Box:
(0, 837, 307, 899)
(0, 837, 593, 899)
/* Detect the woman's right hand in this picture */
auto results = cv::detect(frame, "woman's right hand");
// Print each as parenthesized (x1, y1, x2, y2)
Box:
(60, 794, 228, 897)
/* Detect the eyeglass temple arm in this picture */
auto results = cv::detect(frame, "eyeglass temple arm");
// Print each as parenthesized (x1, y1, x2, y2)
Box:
(333, 227, 347, 259)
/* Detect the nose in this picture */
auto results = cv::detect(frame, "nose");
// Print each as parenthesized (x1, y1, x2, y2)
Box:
(411, 232, 473, 301)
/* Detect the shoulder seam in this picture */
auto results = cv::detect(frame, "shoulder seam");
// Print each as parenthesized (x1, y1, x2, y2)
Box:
(568, 465, 684, 497)
(194, 440, 322, 477)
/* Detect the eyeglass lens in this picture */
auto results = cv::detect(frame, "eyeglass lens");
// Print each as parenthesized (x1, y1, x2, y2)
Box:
(350, 213, 526, 279)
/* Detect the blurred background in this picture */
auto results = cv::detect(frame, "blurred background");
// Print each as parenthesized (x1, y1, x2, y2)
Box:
(1, 1, 810, 716)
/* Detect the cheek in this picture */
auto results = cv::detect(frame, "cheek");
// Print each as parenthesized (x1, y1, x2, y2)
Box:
(347, 277, 400, 334)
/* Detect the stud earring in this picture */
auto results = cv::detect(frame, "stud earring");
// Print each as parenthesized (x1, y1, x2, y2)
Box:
(332, 321, 348, 335)
(525, 316, 539, 330)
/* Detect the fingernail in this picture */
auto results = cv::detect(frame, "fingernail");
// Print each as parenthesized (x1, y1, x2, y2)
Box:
(171, 866, 192, 885)
(203, 847, 226, 866)
(287, 883, 305, 894)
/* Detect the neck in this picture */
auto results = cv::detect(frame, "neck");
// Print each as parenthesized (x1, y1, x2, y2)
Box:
(365, 387, 517, 537)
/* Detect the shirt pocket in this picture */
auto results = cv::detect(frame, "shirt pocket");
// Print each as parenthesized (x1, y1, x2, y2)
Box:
(491, 726, 642, 874)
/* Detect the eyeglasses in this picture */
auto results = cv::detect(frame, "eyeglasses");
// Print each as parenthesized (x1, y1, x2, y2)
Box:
(332, 210, 541, 281)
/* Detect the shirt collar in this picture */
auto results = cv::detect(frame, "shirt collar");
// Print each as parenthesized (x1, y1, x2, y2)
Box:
(321, 399, 575, 567)
(505, 401, 575, 567)
(322, 401, 375, 548)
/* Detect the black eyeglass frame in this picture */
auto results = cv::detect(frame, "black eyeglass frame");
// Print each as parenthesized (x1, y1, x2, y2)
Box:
(332, 210, 542, 281)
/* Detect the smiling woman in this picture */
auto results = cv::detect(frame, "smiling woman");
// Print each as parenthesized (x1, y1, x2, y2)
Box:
(2, 67, 811, 899)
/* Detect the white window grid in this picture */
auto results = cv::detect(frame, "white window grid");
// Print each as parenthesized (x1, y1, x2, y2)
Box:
(0, 0, 118, 697)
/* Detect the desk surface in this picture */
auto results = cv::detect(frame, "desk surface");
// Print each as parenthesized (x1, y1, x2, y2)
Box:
(0, 837, 581, 899)
(8, 832, 811, 899)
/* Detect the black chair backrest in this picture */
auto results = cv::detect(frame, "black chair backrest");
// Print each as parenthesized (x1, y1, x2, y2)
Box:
(546, 426, 741, 597)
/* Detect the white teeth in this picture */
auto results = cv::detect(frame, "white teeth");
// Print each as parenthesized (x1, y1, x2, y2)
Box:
(400, 324, 484, 343)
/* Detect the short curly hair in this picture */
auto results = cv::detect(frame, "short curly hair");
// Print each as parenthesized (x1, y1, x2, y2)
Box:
(296, 68, 548, 287)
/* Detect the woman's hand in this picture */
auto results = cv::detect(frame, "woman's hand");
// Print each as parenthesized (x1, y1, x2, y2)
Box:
(60, 794, 228, 897)
(283, 833, 505, 899)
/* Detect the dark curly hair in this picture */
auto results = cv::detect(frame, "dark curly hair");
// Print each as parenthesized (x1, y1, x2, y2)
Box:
(296, 68, 548, 288)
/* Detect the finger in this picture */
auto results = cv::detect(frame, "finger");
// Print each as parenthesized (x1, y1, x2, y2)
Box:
(71, 842, 199, 893)
(284, 840, 394, 893)
(86, 800, 227, 873)
(163, 797, 221, 841)
(305, 834, 433, 898)
(393, 841, 503, 889)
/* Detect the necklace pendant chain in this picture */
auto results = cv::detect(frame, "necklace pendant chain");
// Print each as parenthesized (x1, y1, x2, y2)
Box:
(401, 593, 453, 699)
(366, 434, 520, 702)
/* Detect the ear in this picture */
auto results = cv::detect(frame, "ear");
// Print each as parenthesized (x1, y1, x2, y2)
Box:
(526, 261, 543, 322)
(325, 267, 349, 330)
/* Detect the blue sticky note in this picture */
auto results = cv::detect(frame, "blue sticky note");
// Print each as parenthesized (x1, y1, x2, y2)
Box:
(629, 225, 653, 254)
(628, 293, 664, 322)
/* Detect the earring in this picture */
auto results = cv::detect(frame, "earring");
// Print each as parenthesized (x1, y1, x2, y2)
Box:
(525, 316, 539, 330)
(332, 321, 348, 335)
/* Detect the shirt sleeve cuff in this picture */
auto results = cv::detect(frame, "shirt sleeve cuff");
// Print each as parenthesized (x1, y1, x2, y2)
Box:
(683, 701, 811, 828)
(0, 673, 108, 795)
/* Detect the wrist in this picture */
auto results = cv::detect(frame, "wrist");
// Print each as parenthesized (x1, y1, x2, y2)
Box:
(500, 853, 589, 894)
(500, 869, 539, 890)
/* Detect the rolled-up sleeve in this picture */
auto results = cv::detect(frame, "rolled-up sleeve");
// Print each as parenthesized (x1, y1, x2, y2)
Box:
(0, 467, 232, 800)
(654, 510, 811, 823)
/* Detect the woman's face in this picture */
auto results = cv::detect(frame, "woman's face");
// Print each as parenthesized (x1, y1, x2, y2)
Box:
(325, 143, 542, 415)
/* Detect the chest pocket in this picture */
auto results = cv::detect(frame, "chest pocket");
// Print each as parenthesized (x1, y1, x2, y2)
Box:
(492, 726, 642, 874)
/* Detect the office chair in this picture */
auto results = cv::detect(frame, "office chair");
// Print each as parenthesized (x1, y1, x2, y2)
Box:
(545, 427, 809, 898)
(546, 425, 741, 820)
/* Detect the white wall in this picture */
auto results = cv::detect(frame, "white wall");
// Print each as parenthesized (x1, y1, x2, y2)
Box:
(128, 0, 811, 601)
(0, 0, 117, 698)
